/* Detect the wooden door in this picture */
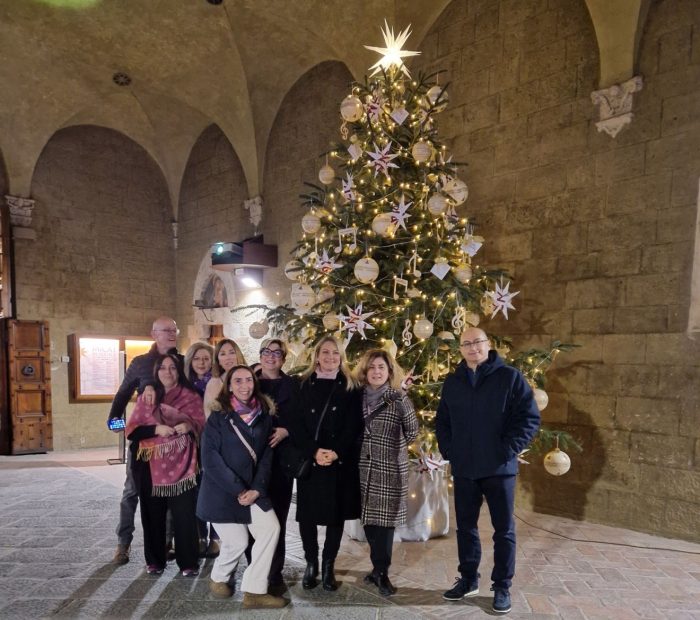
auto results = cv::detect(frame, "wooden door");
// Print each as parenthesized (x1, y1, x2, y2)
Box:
(6, 319, 52, 454)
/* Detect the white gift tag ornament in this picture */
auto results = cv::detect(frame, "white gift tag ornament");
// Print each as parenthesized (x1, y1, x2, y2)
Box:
(390, 107, 409, 125)
(430, 258, 451, 280)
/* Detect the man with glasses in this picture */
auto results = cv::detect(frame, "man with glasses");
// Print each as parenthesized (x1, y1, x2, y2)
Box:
(436, 327, 540, 614)
(107, 316, 183, 565)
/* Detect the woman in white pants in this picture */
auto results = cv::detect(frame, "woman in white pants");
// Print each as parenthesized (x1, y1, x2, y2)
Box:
(196, 365, 288, 609)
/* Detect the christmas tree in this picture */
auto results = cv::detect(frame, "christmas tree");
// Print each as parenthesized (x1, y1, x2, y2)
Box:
(248, 22, 579, 459)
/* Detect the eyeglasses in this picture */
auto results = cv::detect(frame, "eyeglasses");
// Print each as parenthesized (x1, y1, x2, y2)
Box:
(260, 348, 284, 358)
(155, 328, 179, 335)
(460, 338, 488, 349)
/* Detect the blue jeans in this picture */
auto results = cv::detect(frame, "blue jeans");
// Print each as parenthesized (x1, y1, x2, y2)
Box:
(453, 475, 516, 590)
(115, 443, 138, 546)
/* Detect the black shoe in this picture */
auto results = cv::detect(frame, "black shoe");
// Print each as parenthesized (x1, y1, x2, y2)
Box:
(302, 560, 319, 589)
(363, 569, 379, 586)
(492, 587, 511, 614)
(443, 575, 479, 601)
(377, 572, 397, 596)
(321, 559, 338, 591)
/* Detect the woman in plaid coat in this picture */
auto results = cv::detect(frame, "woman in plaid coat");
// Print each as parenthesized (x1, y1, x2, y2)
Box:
(354, 349, 419, 596)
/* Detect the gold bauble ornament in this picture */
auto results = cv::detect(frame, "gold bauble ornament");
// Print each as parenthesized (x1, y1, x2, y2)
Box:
(290, 283, 315, 312)
(340, 95, 364, 122)
(301, 211, 321, 234)
(453, 263, 473, 284)
(411, 141, 432, 163)
(413, 317, 434, 339)
(481, 293, 495, 316)
(284, 260, 303, 281)
(354, 257, 380, 284)
(248, 320, 269, 340)
(318, 164, 335, 185)
(372, 212, 395, 237)
(534, 388, 549, 411)
(543, 448, 571, 476)
(427, 193, 448, 216)
(317, 286, 335, 304)
(322, 312, 340, 330)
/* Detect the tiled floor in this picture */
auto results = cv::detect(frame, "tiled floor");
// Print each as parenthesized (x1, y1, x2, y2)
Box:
(0, 448, 699, 619)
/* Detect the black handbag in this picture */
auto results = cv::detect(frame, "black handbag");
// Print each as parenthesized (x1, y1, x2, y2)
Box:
(279, 382, 337, 480)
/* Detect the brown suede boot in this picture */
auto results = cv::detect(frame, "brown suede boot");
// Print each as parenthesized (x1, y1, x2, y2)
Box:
(242, 592, 288, 609)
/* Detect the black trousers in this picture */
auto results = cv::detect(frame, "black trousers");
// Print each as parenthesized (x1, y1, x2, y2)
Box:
(298, 521, 344, 563)
(139, 486, 199, 571)
(268, 470, 294, 582)
(363, 525, 394, 573)
(454, 475, 516, 590)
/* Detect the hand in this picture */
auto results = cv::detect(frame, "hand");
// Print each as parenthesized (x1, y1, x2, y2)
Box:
(143, 385, 156, 406)
(268, 427, 289, 448)
(401, 368, 415, 391)
(315, 448, 335, 466)
(173, 422, 191, 435)
(237, 490, 260, 506)
(155, 424, 176, 437)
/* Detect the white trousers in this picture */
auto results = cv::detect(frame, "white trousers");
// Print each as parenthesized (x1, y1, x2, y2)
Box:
(211, 505, 280, 594)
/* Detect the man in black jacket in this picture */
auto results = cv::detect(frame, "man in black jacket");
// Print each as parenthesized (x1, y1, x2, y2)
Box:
(107, 316, 182, 565)
(436, 327, 540, 614)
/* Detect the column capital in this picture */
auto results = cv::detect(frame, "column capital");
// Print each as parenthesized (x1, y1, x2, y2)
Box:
(5, 195, 36, 240)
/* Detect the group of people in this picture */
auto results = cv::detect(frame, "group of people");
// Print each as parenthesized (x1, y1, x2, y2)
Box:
(107, 316, 540, 614)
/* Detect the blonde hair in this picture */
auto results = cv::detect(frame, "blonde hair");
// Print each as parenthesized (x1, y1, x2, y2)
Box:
(212, 339, 247, 377)
(183, 342, 214, 382)
(354, 348, 405, 390)
(300, 335, 356, 390)
(260, 338, 288, 360)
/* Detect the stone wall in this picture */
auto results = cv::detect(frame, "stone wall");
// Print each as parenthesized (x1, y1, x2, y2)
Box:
(16, 125, 174, 450)
(413, 0, 700, 541)
(176, 62, 353, 363)
(175, 124, 250, 355)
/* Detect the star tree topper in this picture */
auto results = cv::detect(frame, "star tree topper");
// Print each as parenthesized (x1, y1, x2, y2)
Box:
(485, 279, 520, 320)
(338, 302, 375, 342)
(365, 20, 421, 78)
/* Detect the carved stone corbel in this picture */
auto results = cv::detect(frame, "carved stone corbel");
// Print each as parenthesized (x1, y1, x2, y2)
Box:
(591, 75, 644, 138)
(5, 195, 36, 240)
(244, 195, 263, 235)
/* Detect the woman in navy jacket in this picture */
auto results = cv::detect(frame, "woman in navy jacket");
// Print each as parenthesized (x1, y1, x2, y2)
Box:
(196, 365, 287, 610)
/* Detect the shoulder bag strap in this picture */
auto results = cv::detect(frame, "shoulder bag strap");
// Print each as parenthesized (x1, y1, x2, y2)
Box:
(313, 382, 338, 441)
(228, 418, 257, 465)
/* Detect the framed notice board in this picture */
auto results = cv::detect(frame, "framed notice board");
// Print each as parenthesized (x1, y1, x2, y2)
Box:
(68, 334, 153, 403)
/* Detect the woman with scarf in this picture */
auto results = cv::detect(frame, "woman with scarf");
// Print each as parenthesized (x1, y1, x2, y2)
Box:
(203, 338, 246, 418)
(290, 335, 363, 592)
(354, 349, 419, 596)
(184, 342, 213, 397)
(126, 353, 205, 576)
(197, 365, 288, 609)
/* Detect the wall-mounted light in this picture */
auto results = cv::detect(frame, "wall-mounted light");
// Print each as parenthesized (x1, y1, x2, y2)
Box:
(235, 268, 263, 289)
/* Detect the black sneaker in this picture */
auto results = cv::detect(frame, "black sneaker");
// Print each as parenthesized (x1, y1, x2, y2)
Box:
(492, 587, 511, 614)
(442, 576, 479, 601)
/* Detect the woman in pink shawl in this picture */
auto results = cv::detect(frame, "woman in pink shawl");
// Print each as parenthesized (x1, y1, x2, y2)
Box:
(126, 353, 205, 576)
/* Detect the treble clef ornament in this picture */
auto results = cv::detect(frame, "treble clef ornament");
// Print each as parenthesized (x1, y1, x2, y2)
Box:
(451, 306, 466, 335)
(402, 318, 413, 347)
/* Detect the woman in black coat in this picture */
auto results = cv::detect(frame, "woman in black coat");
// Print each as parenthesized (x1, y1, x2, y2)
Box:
(254, 337, 300, 592)
(196, 365, 287, 610)
(290, 335, 363, 591)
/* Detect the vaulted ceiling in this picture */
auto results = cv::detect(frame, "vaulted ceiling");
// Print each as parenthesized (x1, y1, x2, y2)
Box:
(0, 0, 651, 216)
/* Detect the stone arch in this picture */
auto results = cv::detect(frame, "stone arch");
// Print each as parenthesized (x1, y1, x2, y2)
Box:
(175, 124, 252, 348)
